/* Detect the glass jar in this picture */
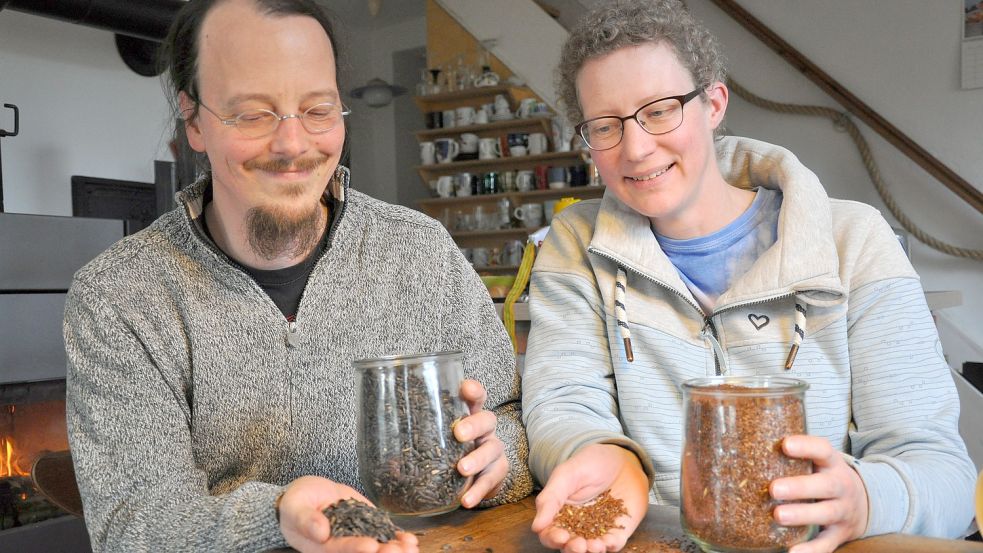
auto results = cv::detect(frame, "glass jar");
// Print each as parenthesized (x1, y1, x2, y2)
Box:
(680, 376, 816, 553)
(354, 351, 474, 516)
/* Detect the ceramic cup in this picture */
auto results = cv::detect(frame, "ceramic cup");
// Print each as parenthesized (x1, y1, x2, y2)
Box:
(513, 202, 544, 228)
(435, 175, 455, 198)
(420, 141, 436, 165)
(528, 133, 548, 155)
(478, 137, 501, 160)
(435, 138, 460, 164)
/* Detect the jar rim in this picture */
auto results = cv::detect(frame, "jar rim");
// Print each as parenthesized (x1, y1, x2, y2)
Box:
(352, 350, 463, 369)
(681, 375, 809, 395)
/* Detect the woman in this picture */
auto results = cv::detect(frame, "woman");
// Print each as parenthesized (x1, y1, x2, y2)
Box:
(522, 1, 976, 552)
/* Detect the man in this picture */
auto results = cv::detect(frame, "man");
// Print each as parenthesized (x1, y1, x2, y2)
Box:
(63, 1, 531, 551)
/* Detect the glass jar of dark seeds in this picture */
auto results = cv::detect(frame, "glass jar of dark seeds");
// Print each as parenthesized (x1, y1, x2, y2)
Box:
(680, 376, 817, 553)
(354, 351, 475, 516)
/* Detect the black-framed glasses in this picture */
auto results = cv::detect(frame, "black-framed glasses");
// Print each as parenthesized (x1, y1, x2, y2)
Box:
(196, 101, 351, 138)
(575, 88, 704, 151)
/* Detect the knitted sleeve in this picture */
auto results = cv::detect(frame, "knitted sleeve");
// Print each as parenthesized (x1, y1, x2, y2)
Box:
(64, 281, 288, 553)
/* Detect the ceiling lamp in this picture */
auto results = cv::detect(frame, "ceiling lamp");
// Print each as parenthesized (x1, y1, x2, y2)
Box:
(350, 78, 407, 108)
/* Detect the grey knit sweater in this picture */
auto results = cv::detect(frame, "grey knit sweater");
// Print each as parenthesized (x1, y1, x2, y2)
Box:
(64, 167, 532, 552)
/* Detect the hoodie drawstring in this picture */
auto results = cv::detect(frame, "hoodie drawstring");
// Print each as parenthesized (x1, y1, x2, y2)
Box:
(615, 267, 634, 362)
(785, 299, 807, 370)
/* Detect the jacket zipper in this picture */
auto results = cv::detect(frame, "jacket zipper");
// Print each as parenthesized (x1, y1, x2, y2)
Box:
(588, 247, 808, 375)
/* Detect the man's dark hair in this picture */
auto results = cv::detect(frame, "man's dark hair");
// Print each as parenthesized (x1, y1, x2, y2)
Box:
(160, 0, 350, 175)
(161, 0, 342, 118)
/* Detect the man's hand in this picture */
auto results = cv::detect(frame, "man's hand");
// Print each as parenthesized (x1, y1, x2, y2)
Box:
(771, 435, 869, 553)
(278, 476, 419, 553)
(454, 379, 509, 508)
(532, 444, 649, 552)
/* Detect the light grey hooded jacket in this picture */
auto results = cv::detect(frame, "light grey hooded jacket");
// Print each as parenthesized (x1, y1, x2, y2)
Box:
(64, 167, 532, 552)
(523, 136, 975, 538)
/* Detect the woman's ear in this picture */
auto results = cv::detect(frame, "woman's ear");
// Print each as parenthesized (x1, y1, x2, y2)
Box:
(178, 92, 206, 153)
(704, 81, 729, 131)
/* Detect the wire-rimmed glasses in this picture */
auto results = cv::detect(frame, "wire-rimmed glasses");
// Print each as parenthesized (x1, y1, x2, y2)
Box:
(575, 88, 703, 151)
(197, 101, 351, 138)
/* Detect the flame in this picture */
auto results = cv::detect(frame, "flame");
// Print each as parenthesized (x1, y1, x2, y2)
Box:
(1, 436, 29, 477)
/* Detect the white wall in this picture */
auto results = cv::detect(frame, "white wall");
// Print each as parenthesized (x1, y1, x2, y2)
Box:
(342, 15, 427, 204)
(685, 0, 983, 366)
(0, 11, 173, 216)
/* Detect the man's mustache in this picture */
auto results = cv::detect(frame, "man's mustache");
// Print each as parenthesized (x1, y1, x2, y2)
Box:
(244, 155, 329, 173)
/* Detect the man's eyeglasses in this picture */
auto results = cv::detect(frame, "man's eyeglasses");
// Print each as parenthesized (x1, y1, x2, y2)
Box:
(575, 88, 704, 151)
(196, 101, 351, 138)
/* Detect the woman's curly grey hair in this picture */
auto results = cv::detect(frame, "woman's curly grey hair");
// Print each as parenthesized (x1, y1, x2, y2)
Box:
(556, 0, 726, 125)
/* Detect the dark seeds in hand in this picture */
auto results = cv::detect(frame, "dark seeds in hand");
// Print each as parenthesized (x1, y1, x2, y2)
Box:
(323, 498, 402, 543)
(552, 490, 628, 539)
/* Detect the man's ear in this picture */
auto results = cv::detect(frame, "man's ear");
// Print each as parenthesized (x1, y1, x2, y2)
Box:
(705, 81, 729, 131)
(178, 91, 206, 153)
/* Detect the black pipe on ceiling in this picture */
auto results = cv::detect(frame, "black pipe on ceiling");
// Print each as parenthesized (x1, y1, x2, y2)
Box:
(2, 0, 186, 42)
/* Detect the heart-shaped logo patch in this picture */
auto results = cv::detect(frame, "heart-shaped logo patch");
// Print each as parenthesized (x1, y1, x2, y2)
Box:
(748, 313, 770, 330)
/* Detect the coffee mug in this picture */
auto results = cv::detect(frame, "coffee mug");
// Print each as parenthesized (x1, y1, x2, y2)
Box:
(459, 133, 479, 153)
(507, 133, 528, 147)
(544, 199, 559, 223)
(493, 94, 510, 115)
(478, 137, 501, 160)
(509, 145, 528, 157)
(568, 164, 588, 186)
(482, 172, 500, 195)
(425, 111, 441, 130)
(435, 138, 460, 163)
(455, 106, 476, 127)
(472, 247, 492, 267)
(503, 240, 524, 267)
(441, 109, 456, 128)
(528, 132, 548, 155)
(515, 170, 535, 192)
(513, 202, 544, 228)
(455, 173, 476, 197)
(548, 166, 568, 189)
(420, 141, 436, 165)
(516, 98, 538, 119)
(435, 175, 455, 198)
(474, 109, 489, 125)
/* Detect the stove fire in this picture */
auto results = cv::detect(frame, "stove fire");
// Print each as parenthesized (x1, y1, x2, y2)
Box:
(0, 399, 71, 530)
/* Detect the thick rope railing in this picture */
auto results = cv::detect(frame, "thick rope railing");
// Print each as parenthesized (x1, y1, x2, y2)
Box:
(727, 77, 983, 262)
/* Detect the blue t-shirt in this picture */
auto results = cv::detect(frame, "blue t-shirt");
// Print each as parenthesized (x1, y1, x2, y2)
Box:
(655, 187, 782, 313)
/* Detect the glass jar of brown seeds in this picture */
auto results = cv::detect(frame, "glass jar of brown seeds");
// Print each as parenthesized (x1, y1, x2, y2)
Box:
(355, 351, 475, 516)
(680, 376, 816, 552)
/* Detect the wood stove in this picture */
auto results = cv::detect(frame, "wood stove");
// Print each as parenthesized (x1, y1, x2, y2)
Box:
(0, 213, 123, 552)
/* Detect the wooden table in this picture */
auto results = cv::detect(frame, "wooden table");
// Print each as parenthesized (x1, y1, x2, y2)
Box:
(394, 497, 983, 552)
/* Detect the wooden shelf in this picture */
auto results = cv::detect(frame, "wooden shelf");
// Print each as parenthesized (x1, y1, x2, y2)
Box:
(473, 265, 520, 274)
(419, 185, 605, 210)
(413, 85, 518, 112)
(417, 151, 586, 181)
(451, 228, 530, 239)
(414, 117, 551, 141)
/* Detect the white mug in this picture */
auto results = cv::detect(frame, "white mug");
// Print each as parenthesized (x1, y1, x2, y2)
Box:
(509, 145, 528, 157)
(474, 109, 489, 124)
(478, 137, 502, 160)
(435, 175, 455, 198)
(455, 106, 477, 127)
(455, 173, 475, 197)
(435, 138, 460, 163)
(516, 98, 538, 119)
(544, 199, 559, 223)
(515, 170, 535, 192)
(513, 203, 544, 228)
(528, 133, 548, 155)
(459, 133, 479, 153)
(420, 141, 436, 165)
(494, 94, 510, 115)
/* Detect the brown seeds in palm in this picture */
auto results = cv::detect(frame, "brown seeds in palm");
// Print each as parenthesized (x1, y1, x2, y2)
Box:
(552, 490, 628, 539)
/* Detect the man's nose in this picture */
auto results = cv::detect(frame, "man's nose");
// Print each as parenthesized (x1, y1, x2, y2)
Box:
(268, 116, 310, 158)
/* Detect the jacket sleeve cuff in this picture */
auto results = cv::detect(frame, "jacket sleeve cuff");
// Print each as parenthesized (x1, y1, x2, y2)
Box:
(850, 454, 911, 537)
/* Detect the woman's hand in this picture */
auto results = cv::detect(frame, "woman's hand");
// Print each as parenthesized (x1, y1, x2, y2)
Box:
(532, 444, 650, 552)
(278, 475, 419, 553)
(454, 379, 509, 508)
(771, 435, 869, 553)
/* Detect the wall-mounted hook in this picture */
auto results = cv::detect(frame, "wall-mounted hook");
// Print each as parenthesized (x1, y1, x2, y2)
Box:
(1, 104, 19, 137)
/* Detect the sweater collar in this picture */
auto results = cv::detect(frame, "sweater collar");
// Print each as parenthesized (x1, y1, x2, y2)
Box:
(590, 136, 845, 309)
